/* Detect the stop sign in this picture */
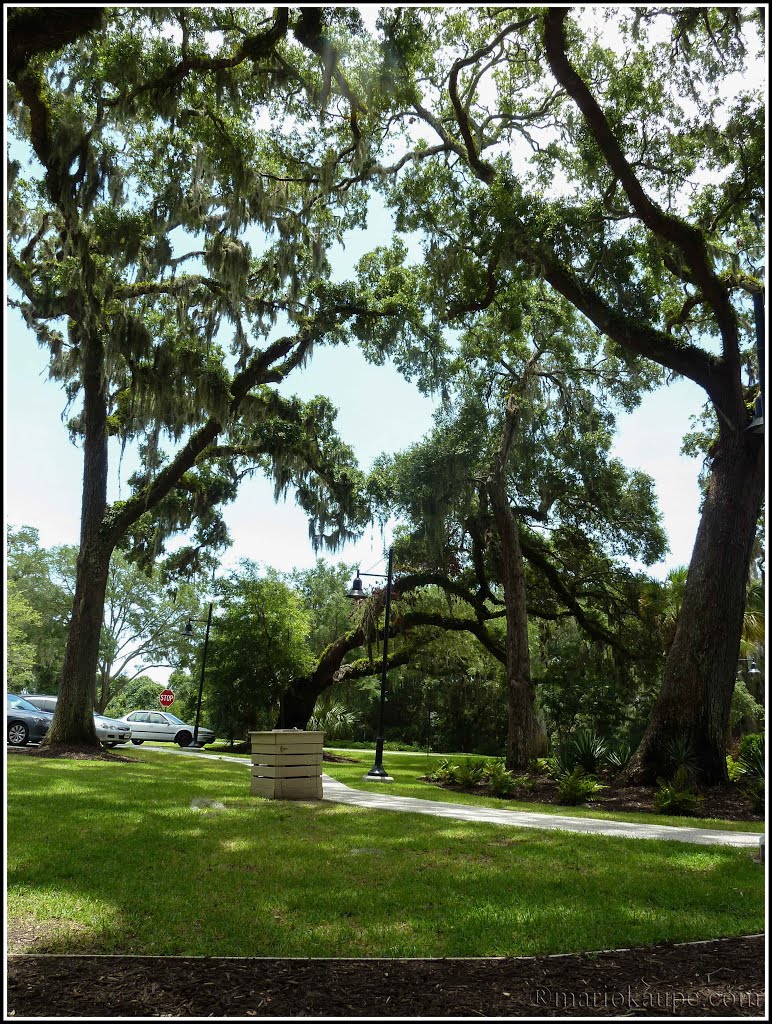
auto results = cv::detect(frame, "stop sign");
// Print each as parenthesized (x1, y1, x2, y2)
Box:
(159, 689, 175, 708)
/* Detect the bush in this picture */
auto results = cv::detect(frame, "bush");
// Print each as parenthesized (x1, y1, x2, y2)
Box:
(531, 757, 552, 775)
(605, 740, 632, 771)
(546, 745, 578, 779)
(726, 755, 744, 783)
(454, 757, 486, 788)
(571, 730, 607, 773)
(512, 774, 537, 792)
(484, 760, 517, 797)
(654, 766, 702, 816)
(743, 778, 765, 813)
(555, 769, 604, 806)
(733, 741, 765, 811)
(664, 736, 699, 782)
(738, 733, 765, 771)
(427, 757, 458, 783)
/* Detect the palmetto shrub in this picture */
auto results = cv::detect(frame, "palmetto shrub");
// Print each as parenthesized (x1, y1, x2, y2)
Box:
(738, 734, 765, 778)
(545, 745, 578, 779)
(571, 730, 608, 773)
(605, 740, 632, 772)
(308, 700, 361, 740)
(664, 735, 699, 783)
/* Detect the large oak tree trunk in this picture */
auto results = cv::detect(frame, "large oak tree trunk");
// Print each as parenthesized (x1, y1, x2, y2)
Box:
(488, 470, 547, 770)
(46, 330, 110, 747)
(622, 428, 765, 784)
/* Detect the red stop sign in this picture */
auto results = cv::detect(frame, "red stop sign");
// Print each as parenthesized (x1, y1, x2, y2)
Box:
(159, 689, 175, 708)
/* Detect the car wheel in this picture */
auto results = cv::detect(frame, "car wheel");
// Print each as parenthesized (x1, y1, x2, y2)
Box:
(176, 731, 193, 748)
(8, 722, 29, 746)
(131, 739, 144, 745)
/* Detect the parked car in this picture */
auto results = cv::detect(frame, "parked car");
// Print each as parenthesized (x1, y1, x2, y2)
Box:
(117, 710, 215, 748)
(7, 693, 54, 746)
(23, 695, 132, 748)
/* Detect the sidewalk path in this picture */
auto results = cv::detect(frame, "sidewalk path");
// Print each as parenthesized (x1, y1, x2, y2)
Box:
(145, 746, 763, 849)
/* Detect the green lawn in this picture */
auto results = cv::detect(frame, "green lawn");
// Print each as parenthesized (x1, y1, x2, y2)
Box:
(7, 750, 764, 959)
(320, 749, 766, 834)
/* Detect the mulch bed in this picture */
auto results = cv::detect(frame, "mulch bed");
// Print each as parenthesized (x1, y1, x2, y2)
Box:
(6, 743, 140, 763)
(422, 774, 763, 823)
(7, 936, 765, 1017)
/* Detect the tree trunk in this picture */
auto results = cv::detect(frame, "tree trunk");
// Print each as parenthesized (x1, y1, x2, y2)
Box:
(622, 427, 765, 784)
(46, 329, 110, 747)
(488, 471, 547, 770)
(279, 682, 321, 730)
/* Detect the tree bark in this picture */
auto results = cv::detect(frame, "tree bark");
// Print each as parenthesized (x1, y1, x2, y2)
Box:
(621, 427, 765, 783)
(46, 330, 109, 747)
(488, 468, 548, 770)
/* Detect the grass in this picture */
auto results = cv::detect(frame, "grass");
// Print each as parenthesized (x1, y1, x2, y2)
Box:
(320, 750, 766, 834)
(7, 750, 764, 959)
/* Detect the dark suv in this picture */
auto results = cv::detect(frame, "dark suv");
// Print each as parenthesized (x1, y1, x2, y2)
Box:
(7, 693, 53, 746)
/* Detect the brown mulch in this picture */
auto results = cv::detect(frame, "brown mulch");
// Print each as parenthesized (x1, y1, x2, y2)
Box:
(423, 774, 763, 823)
(6, 743, 140, 763)
(323, 752, 362, 763)
(6, 936, 765, 1017)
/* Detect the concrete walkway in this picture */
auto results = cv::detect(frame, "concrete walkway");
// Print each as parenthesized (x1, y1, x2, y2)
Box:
(143, 745, 763, 849)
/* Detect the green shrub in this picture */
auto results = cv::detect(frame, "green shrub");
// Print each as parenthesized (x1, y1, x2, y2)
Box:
(571, 730, 607, 773)
(427, 758, 458, 783)
(742, 778, 765, 813)
(606, 740, 632, 771)
(454, 758, 486, 788)
(664, 736, 698, 782)
(512, 774, 537, 792)
(555, 769, 604, 806)
(738, 733, 765, 775)
(484, 760, 517, 797)
(546, 745, 578, 779)
(531, 757, 552, 775)
(726, 755, 744, 783)
(654, 766, 702, 816)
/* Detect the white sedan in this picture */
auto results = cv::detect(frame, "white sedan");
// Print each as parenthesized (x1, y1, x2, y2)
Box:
(118, 710, 215, 748)
(23, 694, 132, 747)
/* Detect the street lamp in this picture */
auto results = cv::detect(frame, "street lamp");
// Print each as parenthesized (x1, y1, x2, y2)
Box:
(184, 602, 213, 747)
(347, 548, 395, 782)
(737, 657, 762, 679)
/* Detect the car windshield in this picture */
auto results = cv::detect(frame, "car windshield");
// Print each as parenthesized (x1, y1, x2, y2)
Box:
(162, 713, 189, 726)
(7, 694, 47, 713)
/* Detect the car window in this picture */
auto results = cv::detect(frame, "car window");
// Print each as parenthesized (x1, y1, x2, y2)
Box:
(7, 694, 47, 713)
(27, 696, 57, 711)
(128, 712, 149, 722)
(148, 713, 167, 724)
(162, 713, 187, 726)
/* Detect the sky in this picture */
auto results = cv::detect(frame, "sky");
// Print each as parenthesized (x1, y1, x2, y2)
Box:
(5, 4, 757, 598)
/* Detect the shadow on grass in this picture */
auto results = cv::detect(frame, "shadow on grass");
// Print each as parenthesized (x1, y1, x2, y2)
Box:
(7, 755, 765, 959)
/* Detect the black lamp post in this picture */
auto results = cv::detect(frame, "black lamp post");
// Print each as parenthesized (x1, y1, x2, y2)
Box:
(185, 602, 213, 747)
(347, 547, 395, 782)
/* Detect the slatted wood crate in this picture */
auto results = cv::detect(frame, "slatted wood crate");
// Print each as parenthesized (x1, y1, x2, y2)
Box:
(249, 730, 325, 800)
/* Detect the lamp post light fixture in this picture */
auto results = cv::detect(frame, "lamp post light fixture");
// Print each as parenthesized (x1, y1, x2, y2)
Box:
(184, 602, 214, 747)
(347, 548, 395, 782)
(737, 657, 762, 679)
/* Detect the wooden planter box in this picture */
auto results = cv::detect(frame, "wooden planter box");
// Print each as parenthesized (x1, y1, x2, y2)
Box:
(249, 730, 325, 800)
